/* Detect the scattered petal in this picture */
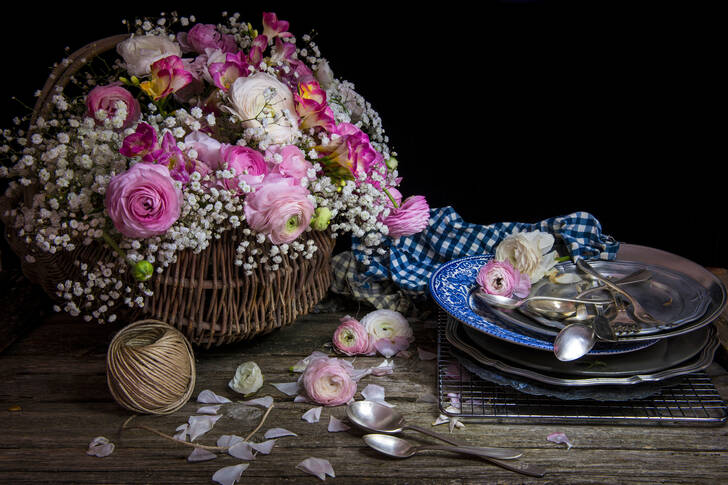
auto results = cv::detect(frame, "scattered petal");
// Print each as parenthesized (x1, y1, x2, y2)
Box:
(432, 414, 449, 426)
(349, 359, 394, 381)
(328, 415, 351, 432)
(302, 406, 323, 423)
(241, 395, 274, 408)
(449, 417, 464, 432)
(361, 384, 395, 407)
(188, 447, 217, 462)
(197, 405, 222, 415)
(550, 272, 583, 284)
(217, 435, 244, 449)
(212, 464, 249, 485)
(87, 436, 115, 457)
(272, 382, 300, 396)
(291, 351, 330, 372)
(294, 394, 310, 403)
(373, 337, 409, 359)
(445, 405, 460, 414)
(188, 414, 223, 441)
(547, 432, 574, 450)
(418, 347, 437, 360)
(228, 442, 256, 460)
(297, 457, 335, 481)
(416, 392, 438, 403)
(198, 390, 232, 404)
(264, 427, 298, 439)
(173, 424, 189, 441)
(250, 439, 276, 454)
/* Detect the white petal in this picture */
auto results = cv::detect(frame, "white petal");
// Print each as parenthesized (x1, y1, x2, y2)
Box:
(217, 434, 244, 449)
(297, 457, 335, 481)
(188, 448, 217, 462)
(264, 427, 298, 439)
(250, 439, 276, 454)
(547, 432, 574, 450)
(198, 389, 232, 404)
(272, 381, 300, 396)
(302, 406, 322, 423)
(241, 395, 274, 408)
(197, 405, 222, 415)
(327, 416, 350, 432)
(361, 384, 395, 407)
(228, 442, 256, 460)
(173, 424, 189, 441)
(188, 414, 222, 441)
(291, 351, 330, 372)
(212, 464, 249, 485)
(294, 394, 310, 403)
(417, 347, 437, 361)
(87, 436, 115, 457)
(432, 414, 450, 426)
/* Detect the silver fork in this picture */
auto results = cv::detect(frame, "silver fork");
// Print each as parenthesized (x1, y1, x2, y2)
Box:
(609, 295, 641, 336)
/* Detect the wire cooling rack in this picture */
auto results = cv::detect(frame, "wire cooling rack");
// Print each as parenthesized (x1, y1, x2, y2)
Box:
(437, 312, 728, 426)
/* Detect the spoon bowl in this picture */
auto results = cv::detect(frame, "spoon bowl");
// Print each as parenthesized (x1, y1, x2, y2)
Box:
(553, 322, 596, 361)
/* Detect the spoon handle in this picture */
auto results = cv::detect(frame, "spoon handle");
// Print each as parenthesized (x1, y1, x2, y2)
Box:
(404, 424, 522, 459)
(417, 444, 546, 477)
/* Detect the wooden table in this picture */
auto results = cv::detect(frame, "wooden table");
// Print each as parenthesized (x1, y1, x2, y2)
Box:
(1, 269, 727, 484)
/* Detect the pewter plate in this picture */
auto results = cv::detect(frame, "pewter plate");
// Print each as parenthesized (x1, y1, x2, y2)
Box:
(491, 259, 712, 337)
(446, 318, 719, 386)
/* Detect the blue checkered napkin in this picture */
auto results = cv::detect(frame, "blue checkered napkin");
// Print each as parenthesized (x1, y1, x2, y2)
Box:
(331, 207, 619, 308)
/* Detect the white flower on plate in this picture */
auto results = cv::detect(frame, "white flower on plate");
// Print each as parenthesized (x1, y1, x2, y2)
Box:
(495, 230, 558, 284)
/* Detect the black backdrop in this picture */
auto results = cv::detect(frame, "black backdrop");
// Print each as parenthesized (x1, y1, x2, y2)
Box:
(1, 2, 724, 267)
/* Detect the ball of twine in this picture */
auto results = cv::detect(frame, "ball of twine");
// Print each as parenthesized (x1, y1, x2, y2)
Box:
(106, 320, 196, 415)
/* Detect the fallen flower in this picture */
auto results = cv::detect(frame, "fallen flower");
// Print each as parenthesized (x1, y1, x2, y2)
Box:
(212, 463, 249, 485)
(198, 389, 232, 404)
(229, 361, 264, 396)
(328, 415, 351, 432)
(188, 414, 223, 441)
(272, 381, 300, 396)
(188, 447, 217, 462)
(264, 427, 298, 439)
(547, 432, 574, 450)
(361, 309, 414, 358)
(332, 315, 374, 356)
(360, 384, 394, 407)
(250, 439, 276, 454)
(197, 405, 222, 415)
(173, 424, 189, 441)
(241, 395, 274, 409)
(301, 356, 357, 406)
(302, 406, 323, 423)
(297, 457, 335, 481)
(87, 436, 115, 457)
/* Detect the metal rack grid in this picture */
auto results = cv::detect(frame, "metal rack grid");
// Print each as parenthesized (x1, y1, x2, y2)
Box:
(437, 312, 728, 426)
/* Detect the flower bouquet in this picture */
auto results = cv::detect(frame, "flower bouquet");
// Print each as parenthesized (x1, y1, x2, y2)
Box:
(0, 11, 429, 346)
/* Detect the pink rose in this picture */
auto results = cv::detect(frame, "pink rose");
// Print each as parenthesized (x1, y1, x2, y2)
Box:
(105, 163, 182, 239)
(476, 259, 531, 298)
(332, 316, 374, 356)
(86, 84, 140, 129)
(301, 356, 357, 406)
(265, 145, 313, 183)
(243, 175, 314, 244)
(219, 144, 268, 191)
(382, 195, 430, 238)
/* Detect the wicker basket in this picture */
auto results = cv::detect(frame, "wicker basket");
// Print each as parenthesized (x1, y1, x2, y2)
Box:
(0, 35, 335, 347)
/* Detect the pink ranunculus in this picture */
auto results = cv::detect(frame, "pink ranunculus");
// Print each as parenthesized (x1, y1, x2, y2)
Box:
(120, 122, 157, 159)
(219, 144, 268, 191)
(265, 145, 313, 183)
(243, 175, 314, 244)
(183, 23, 236, 54)
(301, 356, 357, 406)
(476, 259, 531, 298)
(262, 12, 292, 40)
(184, 131, 222, 169)
(382, 195, 430, 238)
(105, 163, 183, 239)
(333, 316, 374, 356)
(139, 55, 194, 101)
(86, 84, 140, 129)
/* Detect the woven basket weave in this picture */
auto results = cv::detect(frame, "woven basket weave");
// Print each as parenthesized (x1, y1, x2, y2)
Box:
(0, 34, 335, 347)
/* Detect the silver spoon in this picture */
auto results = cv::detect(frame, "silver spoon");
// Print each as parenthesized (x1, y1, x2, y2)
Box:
(553, 322, 596, 361)
(362, 434, 546, 478)
(346, 400, 521, 460)
(474, 289, 612, 311)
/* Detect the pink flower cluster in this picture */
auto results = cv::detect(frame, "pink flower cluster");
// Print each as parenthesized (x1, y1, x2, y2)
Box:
(332, 310, 413, 359)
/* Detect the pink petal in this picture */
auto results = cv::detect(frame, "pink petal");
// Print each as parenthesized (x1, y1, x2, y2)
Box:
(228, 442, 256, 460)
(264, 427, 298, 439)
(173, 424, 189, 441)
(212, 464, 249, 485)
(272, 382, 300, 396)
(418, 347, 437, 361)
(302, 406, 322, 423)
(296, 457, 335, 481)
(547, 432, 574, 450)
(198, 389, 232, 404)
(188, 448, 217, 462)
(188, 414, 222, 441)
(241, 396, 274, 408)
(327, 416, 351, 432)
(86, 436, 115, 457)
(360, 384, 395, 407)
(197, 405, 222, 415)
(294, 394, 310, 403)
(373, 338, 400, 358)
(250, 439, 276, 454)
(217, 435, 244, 448)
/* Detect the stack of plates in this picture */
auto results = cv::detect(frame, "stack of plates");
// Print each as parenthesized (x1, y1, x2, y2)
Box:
(429, 244, 726, 398)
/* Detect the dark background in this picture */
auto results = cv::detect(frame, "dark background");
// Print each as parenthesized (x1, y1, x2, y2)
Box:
(1, 2, 724, 268)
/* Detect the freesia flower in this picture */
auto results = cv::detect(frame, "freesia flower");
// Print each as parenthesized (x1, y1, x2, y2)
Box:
(332, 315, 374, 356)
(219, 144, 268, 191)
(208, 51, 248, 91)
(476, 259, 531, 298)
(86, 84, 140, 129)
(301, 355, 357, 406)
(105, 163, 182, 239)
(265, 144, 312, 183)
(227, 72, 299, 145)
(382, 195, 430, 238)
(262, 12, 292, 40)
(360, 309, 414, 358)
(495, 230, 559, 283)
(119, 122, 157, 159)
(248, 35, 268, 66)
(117, 35, 182, 77)
(316, 123, 382, 179)
(295, 80, 336, 131)
(243, 175, 314, 244)
(147, 131, 195, 184)
(229, 361, 264, 396)
(140, 56, 194, 101)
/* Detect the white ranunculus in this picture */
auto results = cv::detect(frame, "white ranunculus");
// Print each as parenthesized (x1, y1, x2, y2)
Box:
(360, 309, 413, 343)
(495, 230, 558, 284)
(117, 35, 182, 77)
(227, 73, 299, 145)
(228, 361, 264, 396)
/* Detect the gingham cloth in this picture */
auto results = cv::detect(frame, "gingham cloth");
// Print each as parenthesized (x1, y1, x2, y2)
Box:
(331, 207, 619, 311)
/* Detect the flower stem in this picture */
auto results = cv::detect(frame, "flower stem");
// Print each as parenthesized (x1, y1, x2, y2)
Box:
(555, 255, 570, 263)
(102, 231, 127, 260)
(383, 188, 399, 209)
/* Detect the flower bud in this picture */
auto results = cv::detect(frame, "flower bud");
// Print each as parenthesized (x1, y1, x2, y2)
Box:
(386, 157, 398, 171)
(229, 361, 264, 396)
(132, 260, 154, 281)
(310, 207, 332, 231)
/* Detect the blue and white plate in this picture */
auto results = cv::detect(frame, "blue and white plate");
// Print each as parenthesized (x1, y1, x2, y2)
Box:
(428, 255, 657, 354)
